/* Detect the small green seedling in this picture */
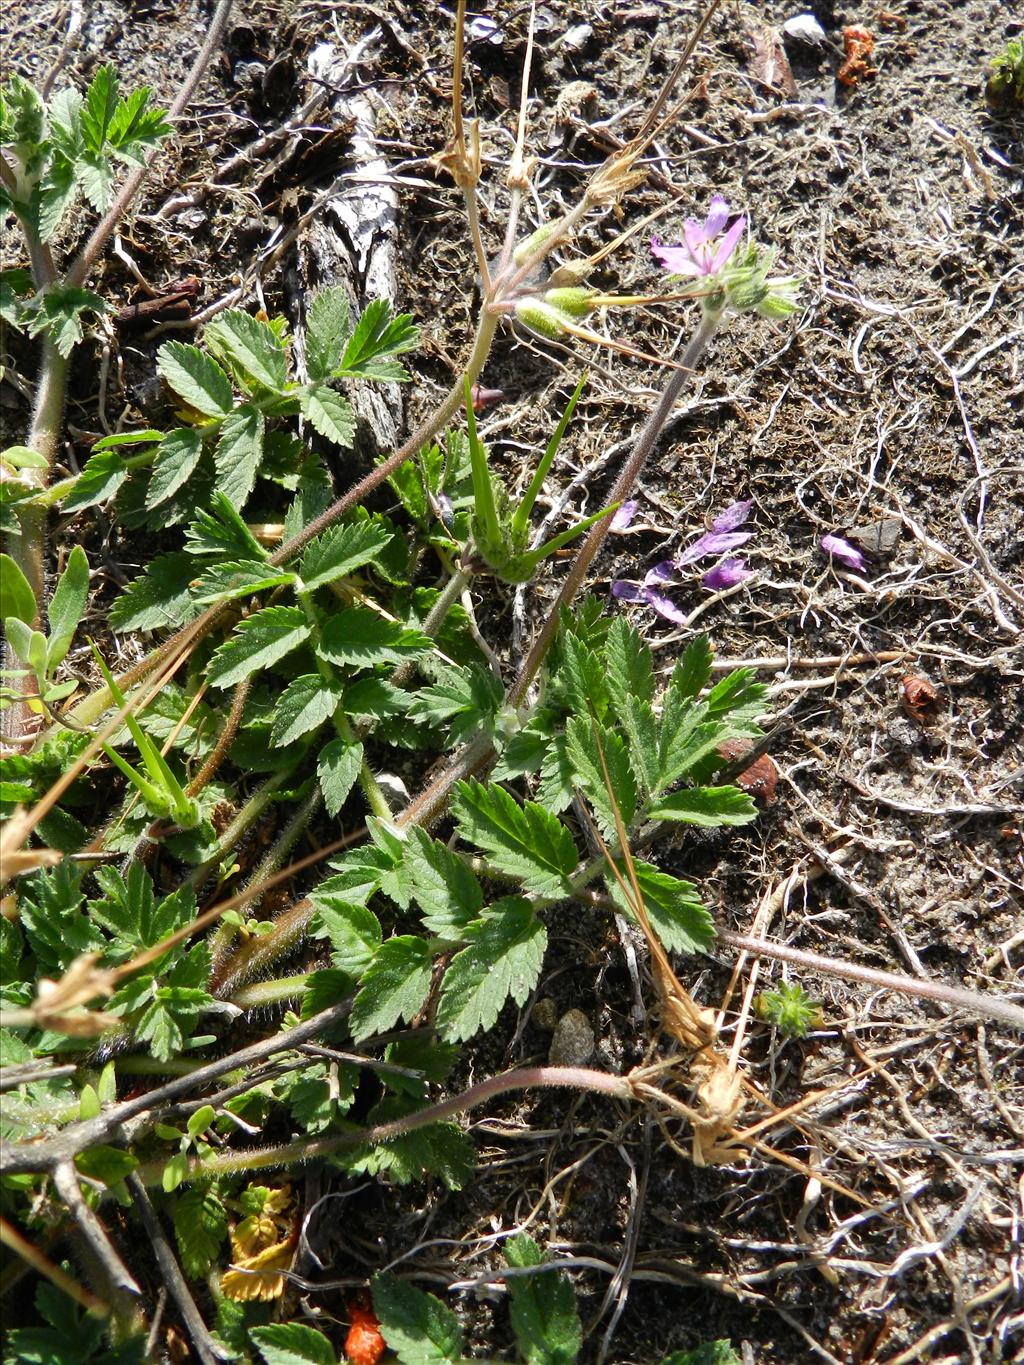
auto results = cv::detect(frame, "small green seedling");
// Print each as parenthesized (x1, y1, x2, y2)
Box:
(754, 980, 822, 1038)
(986, 36, 1024, 109)
(1, 544, 89, 711)
(91, 646, 201, 829)
(464, 374, 619, 583)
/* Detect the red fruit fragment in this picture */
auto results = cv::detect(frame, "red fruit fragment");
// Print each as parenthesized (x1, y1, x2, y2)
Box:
(345, 1296, 385, 1365)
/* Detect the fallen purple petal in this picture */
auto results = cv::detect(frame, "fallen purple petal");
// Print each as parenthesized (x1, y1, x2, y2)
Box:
(610, 500, 637, 531)
(711, 498, 753, 533)
(644, 588, 691, 624)
(821, 534, 867, 573)
(644, 559, 679, 586)
(677, 529, 753, 565)
(611, 579, 647, 602)
(702, 558, 752, 591)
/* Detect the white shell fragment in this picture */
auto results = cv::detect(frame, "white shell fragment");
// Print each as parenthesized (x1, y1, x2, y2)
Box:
(782, 14, 828, 44)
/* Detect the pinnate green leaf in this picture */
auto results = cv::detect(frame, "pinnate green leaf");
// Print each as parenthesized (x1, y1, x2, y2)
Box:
(437, 899, 546, 1041)
(186, 491, 267, 560)
(451, 779, 577, 899)
(271, 673, 342, 746)
(606, 859, 713, 954)
(564, 716, 636, 838)
(349, 935, 432, 1040)
(305, 285, 350, 380)
(620, 692, 660, 799)
(298, 384, 355, 446)
(339, 298, 417, 380)
(145, 427, 204, 509)
(157, 342, 234, 417)
(81, 64, 118, 153)
(205, 309, 287, 393)
(214, 402, 264, 507)
(504, 1233, 582, 1365)
(110, 552, 199, 632)
(646, 786, 757, 827)
(605, 615, 654, 710)
(171, 1186, 227, 1280)
(207, 605, 310, 688)
(299, 520, 392, 591)
(26, 285, 107, 358)
(62, 447, 127, 511)
(190, 560, 295, 606)
(310, 897, 381, 975)
(317, 606, 430, 667)
(250, 1322, 336, 1365)
(372, 1272, 463, 1365)
(317, 736, 363, 816)
(403, 826, 483, 938)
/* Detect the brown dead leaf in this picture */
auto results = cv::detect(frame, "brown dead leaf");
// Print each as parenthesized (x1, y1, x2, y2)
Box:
(747, 26, 796, 98)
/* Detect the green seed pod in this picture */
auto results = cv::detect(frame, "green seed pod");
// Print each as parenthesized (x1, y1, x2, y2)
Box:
(512, 222, 559, 266)
(542, 287, 594, 318)
(513, 297, 573, 338)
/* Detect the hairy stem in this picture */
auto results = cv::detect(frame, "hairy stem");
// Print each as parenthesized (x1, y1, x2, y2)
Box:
(137, 1065, 634, 1183)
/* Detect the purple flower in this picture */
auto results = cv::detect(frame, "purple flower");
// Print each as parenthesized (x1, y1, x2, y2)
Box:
(677, 499, 754, 565)
(651, 197, 747, 279)
(610, 500, 637, 532)
(612, 497, 759, 621)
(820, 534, 867, 573)
(702, 558, 751, 591)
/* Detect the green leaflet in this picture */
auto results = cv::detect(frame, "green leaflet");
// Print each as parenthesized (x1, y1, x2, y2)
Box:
(505, 1233, 582, 1365)
(349, 935, 432, 1040)
(157, 342, 233, 417)
(372, 1272, 463, 1365)
(207, 605, 310, 689)
(451, 779, 578, 899)
(436, 899, 546, 1041)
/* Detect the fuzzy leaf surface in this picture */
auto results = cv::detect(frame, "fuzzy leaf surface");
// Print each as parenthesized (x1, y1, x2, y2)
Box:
(145, 427, 204, 509)
(646, 786, 757, 827)
(436, 899, 546, 1041)
(250, 1323, 336, 1365)
(271, 674, 342, 747)
(310, 897, 381, 975)
(402, 826, 483, 939)
(207, 606, 310, 689)
(298, 384, 355, 447)
(564, 715, 636, 838)
(606, 860, 713, 954)
(372, 1272, 463, 1365)
(317, 737, 363, 816)
(214, 403, 264, 507)
(157, 342, 233, 417)
(317, 607, 430, 667)
(299, 520, 392, 591)
(304, 285, 350, 380)
(451, 780, 577, 899)
(204, 310, 287, 393)
(505, 1233, 582, 1365)
(349, 935, 432, 1040)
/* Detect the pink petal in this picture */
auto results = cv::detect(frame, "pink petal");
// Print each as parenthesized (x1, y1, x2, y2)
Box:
(677, 530, 753, 565)
(644, 588, 690, 624)
(702, 558, 751, 590)
(683, 220, 710, 262)
(704, 196, 731, 236)
(610, 499, 637, 531)
(820, 534, 867, 573)
(710, 215, 746, 271)
(711, 498, 753, 533)
(650, 238, 703, 277)
(644, 559, 679, 585)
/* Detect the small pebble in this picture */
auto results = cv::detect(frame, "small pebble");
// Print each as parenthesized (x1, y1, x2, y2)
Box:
(548, 1008, 595, 1066)
(531, 997, 559, 1032)
(560, 24, 593, 53)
